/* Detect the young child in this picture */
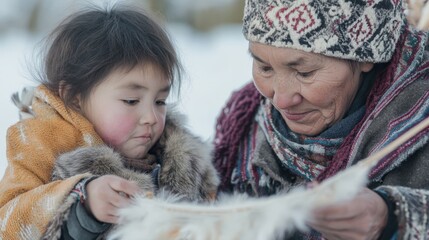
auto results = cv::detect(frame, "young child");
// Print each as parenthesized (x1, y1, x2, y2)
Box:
(0, 5, 219, 240)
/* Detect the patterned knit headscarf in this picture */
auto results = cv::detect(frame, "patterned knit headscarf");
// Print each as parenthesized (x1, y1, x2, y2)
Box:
(243, 0, 406, 63)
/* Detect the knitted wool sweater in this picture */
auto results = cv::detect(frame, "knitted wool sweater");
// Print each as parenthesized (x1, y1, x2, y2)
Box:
(0, 85, 103, 239)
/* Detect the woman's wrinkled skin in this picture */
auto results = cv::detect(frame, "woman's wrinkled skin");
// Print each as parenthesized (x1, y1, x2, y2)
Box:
(249, 42, 373, 136)
(250, 42, 388, 239)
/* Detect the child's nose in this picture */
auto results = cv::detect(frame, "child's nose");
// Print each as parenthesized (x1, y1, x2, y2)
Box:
(139, 106, 158, 125)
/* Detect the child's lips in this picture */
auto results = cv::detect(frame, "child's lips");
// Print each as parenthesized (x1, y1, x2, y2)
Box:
(135, 135, 152, 144)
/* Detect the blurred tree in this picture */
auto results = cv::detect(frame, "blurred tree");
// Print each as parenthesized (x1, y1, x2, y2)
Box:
(144, 0, 245, 31)
(27, 0, 42, 33)
(189, 0, 245, 31)
(1, 0, 244, 34)
(9, 0, 429, 35)
(407, 0, 429, 30)
(0, 0, 39, 33)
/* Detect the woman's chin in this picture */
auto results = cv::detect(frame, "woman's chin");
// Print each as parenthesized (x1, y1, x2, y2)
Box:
(287, 123, 324, 136)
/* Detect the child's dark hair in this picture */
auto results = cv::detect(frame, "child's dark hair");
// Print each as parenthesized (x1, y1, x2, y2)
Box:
(39, 4, 182, 108)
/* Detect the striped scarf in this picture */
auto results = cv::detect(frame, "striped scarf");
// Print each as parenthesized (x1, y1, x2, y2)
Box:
(215, 25, 429, 193)
(257, 101, 345, 181)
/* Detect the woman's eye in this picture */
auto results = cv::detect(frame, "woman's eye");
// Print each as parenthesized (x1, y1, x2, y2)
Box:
(122, 99, 139, 106)
(260, 66, 273, 73)
(297, 71, 314, 78)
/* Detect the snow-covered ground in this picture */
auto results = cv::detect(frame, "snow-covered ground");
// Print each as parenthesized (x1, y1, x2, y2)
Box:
(0, 24, 252, 178)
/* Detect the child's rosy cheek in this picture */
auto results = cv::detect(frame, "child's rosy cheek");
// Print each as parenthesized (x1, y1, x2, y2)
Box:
(101, 117, 136, 145)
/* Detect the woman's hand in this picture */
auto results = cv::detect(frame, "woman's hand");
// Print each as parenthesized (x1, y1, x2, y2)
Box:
(308, 188, 388, 240)
(85, 175, 142, 224)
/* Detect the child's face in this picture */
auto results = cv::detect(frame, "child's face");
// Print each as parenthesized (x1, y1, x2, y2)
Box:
(81, 62, 170, 159)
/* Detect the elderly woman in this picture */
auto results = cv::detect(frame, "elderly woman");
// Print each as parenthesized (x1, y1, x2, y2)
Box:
(214, 0, 429, 239)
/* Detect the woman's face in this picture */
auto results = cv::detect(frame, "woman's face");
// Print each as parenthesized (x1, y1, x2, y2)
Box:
(250, 42, 373, 136)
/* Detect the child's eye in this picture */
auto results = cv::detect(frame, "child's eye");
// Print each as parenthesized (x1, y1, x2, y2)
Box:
(122, 99, 139, 106)
(156, 100, 166, 106)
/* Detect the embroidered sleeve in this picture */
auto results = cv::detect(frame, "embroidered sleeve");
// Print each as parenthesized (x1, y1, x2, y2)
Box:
(376, 185, 429, 239)
(62, 177, 111, 240)
(70, 176, 98, 205)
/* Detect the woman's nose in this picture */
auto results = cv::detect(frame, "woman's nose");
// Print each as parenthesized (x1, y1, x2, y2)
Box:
(272, 78, 302, 109)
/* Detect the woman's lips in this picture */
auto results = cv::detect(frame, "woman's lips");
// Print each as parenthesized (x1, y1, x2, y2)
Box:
(282, 111, 310, 121)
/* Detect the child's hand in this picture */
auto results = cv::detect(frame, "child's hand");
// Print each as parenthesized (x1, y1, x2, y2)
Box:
(85, 175, 142, 224)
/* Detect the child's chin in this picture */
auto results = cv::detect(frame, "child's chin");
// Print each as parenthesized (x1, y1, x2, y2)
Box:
(122, 140, 153, 157)
(123, 149, 149, 160)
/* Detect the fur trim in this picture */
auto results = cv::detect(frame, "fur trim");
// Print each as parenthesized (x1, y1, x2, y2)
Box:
(52, 145, 155, 192)
(46, 106, 219, 238)
(11, 86, 35, 120)
(155, 107, 220, 201)
(11, 88, 220, 200)
(51, 106, 219, 200)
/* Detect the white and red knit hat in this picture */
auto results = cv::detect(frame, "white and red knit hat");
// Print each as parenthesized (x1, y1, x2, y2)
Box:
(243, 0, 406, 63)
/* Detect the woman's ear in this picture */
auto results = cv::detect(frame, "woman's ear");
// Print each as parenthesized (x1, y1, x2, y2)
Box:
(360, 62, 374, 73)
(59, 81, 82, 111)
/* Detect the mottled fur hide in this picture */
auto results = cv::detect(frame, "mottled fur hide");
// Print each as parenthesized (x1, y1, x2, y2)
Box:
(155, 108, 220, 201)
(51, 107, 220, 202)
(52, 146, 155, 192)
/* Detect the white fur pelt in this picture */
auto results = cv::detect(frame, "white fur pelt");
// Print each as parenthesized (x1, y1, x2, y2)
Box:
(108, 161, 370, 240)
(109, 116, 429, 240)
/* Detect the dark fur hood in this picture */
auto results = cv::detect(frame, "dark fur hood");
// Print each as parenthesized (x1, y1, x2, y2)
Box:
(11, 88, 219, 239)
(52, 106, 220, 201)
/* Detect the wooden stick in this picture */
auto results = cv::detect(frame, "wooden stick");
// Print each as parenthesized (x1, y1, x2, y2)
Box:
(360, 116, 429, 168)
